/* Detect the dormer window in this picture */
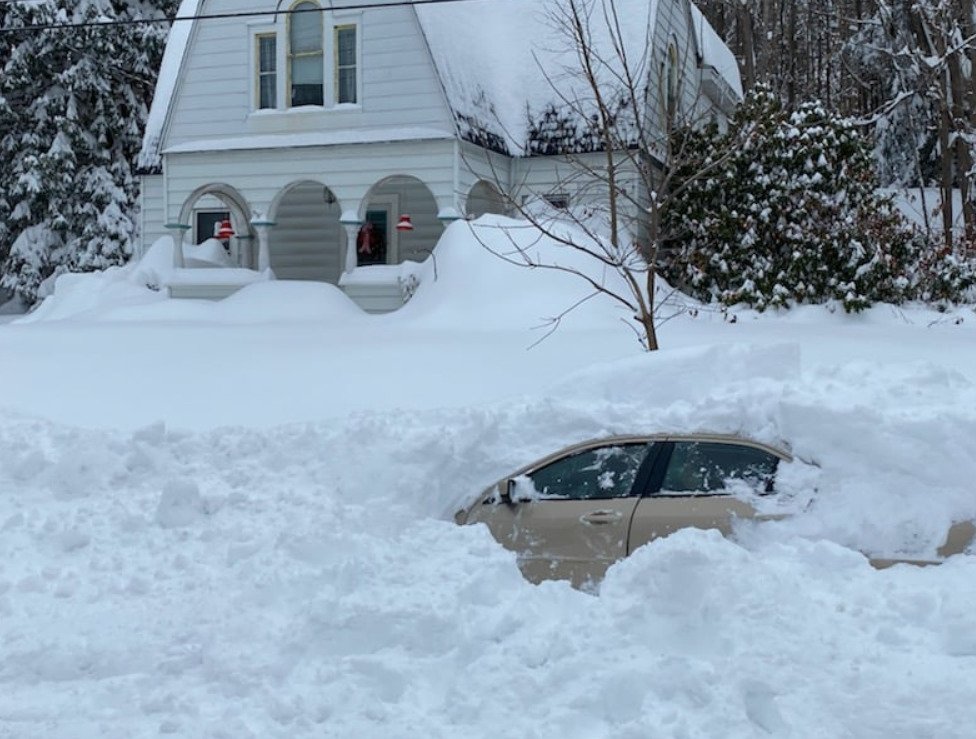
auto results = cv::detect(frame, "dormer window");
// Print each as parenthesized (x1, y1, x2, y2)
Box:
(335, 24, 357, 104)
(256, 34, 277, 109)
(252, 4, 360, 112)
(665, 41, 679, 120)
(289, 1, 324, 106)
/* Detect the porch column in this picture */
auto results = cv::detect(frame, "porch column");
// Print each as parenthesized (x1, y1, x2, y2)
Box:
(164, 223, 191, 268)
(340, 210, 363, 274)
(250, 215, 275, 272)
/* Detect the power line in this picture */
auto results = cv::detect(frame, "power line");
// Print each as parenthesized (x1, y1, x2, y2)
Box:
(0, 0, 479, 35)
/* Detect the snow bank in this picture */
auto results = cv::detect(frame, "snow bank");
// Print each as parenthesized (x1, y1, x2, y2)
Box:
(1, 341, 975, 735)
(18, 236, 362, 325)
(393, 215, 639, 330)
(2, 207, 976, 735)
(886, 187, 966, 233)
(138, 0, 200, 170)
(21, 217, 650, 333)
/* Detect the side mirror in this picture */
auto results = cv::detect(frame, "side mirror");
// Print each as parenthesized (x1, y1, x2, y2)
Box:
(497, 479, 516, 504)
(490, 477, 536, 505)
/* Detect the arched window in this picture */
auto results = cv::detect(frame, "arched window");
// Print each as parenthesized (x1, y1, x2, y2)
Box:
(289, 1, 324, 106)
(665, 42, 679, 120)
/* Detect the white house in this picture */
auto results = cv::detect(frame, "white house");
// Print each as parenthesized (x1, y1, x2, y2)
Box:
(138, 0, 741, 310)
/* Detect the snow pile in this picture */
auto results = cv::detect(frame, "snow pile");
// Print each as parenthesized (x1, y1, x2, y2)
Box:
(138, 0, 201, 170)
(1, 341, 976, 735)
(2, 210, 976, 735)
(886, 187, 966, 234)
(417, 0, 657, 153)
(21, 216, 642, 332)
(394, 215, 637, 330)
(18, 236, 366, 325)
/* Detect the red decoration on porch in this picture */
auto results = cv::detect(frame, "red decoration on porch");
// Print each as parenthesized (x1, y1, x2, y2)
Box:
(395, 214, 415, 232)
(215, 219, 236, 240)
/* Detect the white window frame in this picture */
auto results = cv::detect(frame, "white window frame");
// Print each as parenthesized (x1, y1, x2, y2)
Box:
(249, 23, 283, 111)
(664, 39, 680, 122)
(248, 8, 361, 112)
(331, 19, 361, 107)
(255, 32, 278, 110)
(287, 0, 325, 108)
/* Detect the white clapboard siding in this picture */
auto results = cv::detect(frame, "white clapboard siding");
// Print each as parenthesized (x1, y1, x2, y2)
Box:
(367, 178, 441, 263)
(645, 0, 700, 149)
(162, 0, 454, 153)
(458, 143, 513, 210)
(164, 138, 458, 227)
(270, 182, 344, 282)
(138, 175, 167, 256)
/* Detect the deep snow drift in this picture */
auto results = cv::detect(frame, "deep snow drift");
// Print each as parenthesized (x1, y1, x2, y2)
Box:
(1, 217, 975, 737)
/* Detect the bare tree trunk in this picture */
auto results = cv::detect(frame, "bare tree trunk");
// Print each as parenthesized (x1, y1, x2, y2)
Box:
(953, 0, 976, 237)
(737, 3, 757, 90)
(939, 102, 954, 248)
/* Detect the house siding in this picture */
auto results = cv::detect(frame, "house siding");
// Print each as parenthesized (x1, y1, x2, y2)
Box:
(646, 0, 703, 141)
(164, 138, 457, 224)
(269, 182, 344, 282)
(138, 174, 167, 257)
(367, 178, 442, 263)
(457, 143, 512, 214)
(162, 0, 455, 154)
(143, 0, 738, 303)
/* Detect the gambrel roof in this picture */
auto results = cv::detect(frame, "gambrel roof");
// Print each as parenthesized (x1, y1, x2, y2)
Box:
(415, 0, 658, 156)
(139, 0, 741, 168)
(138, 0, 199, 172)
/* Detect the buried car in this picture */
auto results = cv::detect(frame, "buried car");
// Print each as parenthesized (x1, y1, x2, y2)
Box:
(455, 433, 975, 588)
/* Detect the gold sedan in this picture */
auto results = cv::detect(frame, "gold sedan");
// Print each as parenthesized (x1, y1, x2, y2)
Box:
(456, 434, 975, 588)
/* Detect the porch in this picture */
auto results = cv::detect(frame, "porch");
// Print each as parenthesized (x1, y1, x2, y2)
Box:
(162, 171, 508, 313)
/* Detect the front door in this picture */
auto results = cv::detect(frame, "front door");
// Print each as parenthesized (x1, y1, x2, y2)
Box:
(358, 208, 390, 266)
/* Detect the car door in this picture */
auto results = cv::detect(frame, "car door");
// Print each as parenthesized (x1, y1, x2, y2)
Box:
(466, 442, 657, 588)
(628, 438, 784, 552)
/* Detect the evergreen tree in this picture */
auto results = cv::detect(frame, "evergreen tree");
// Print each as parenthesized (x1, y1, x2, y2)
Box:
(661, 86, 925, 312)
(0, 0, 178, 302)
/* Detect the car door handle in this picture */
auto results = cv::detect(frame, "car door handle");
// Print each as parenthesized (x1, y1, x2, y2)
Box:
(580, 510, 622, 525)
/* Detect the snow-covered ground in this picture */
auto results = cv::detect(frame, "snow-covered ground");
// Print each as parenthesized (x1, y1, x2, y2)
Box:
(2, 219, 975, 737)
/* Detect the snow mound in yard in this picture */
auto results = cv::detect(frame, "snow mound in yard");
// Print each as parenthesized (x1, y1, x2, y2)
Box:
(1, 343, 976, 735)
(18, 236, 364, 324)
(21, 217, 645, 332)
(393, 215, 640, 330)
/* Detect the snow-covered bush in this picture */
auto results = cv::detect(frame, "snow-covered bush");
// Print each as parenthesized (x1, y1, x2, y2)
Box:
(908, 238, 976, 307)
(0, 0, 178, 303)
(661, 88, 921, 312)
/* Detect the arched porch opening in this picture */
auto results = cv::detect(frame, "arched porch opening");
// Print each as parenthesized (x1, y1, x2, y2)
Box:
(466, 179, 508, 219)
(359, 175, 439, 266)
(178, 184, 254, 267)
(269, 181, 344, 283)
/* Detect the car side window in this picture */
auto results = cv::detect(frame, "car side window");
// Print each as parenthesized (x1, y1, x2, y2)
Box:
(526, 443, 652, 500)
(660, 442, 779, 495)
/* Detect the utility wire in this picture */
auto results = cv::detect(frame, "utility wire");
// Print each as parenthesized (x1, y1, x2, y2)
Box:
(0, 0, 479, 34)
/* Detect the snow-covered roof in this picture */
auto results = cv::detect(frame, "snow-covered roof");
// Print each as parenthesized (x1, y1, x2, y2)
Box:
(162, 127, 454, 155)
(416, 0, 659, 155)
(138, 0, 199, 172)
(139, 0, 743, 164)
(689, 4, 742, 99)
